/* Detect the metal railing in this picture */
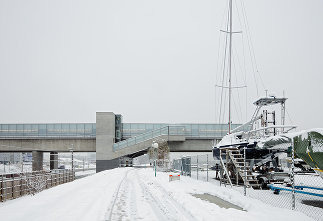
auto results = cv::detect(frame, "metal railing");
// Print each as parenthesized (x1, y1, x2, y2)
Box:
(122, 123, 241, 139)
(113, 126, 185, 151)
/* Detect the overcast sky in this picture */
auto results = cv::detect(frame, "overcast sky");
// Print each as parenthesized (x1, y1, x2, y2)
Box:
(0, 0, 322, 130)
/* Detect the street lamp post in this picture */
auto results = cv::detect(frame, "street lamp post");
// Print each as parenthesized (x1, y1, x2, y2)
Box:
(152, 142, 159, 177)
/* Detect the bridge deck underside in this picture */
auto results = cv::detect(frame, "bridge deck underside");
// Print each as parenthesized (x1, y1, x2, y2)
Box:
(0, 138, 96, 152)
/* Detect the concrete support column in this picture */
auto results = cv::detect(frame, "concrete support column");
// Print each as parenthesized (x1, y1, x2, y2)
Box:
(32, 151, 43, 171)
(96, 112, 116, 172)
(50, 151, 58, 170)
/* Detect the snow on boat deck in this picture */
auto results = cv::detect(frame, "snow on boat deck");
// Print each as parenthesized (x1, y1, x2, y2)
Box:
(0, 168, 314, 221)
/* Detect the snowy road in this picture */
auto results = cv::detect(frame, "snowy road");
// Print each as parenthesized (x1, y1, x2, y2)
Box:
(0, 168, 314, 221)
(106, 169, 195, 221)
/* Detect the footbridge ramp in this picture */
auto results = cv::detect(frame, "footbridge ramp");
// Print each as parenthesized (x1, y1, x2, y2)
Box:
(113, 126, 186, 159)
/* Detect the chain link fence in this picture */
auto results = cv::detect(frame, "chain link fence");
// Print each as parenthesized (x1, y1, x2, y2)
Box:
(172, 141, 323, 221)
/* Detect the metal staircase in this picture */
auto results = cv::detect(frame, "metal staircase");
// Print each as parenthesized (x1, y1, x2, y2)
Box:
(219, 148, 261, 189)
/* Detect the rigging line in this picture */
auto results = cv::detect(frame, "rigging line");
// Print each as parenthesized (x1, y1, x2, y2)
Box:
(234, 0, 248, 88)
(235, 0, 244, 34)
(215, 86, 217, 123)
(233, 43, 247, 86)
(241, 0, 265, 90)
(222, 83, 228, 125)
(218, 5, 230, 125)
(231, 91, 240, 123)
(215, 5, 229, 124)
(232, 90, 242, 124)
(215, 34, 222, 123)
(218, 33, 228, 124)
(240, 0, 258, 70)
(232, 52, 244, 122)
(221, 52, 229, 126)
(245, 86, 248, 124)
(241, 33, 248, 86)
(231, 84, 242, 124)
(286, 109, 294, 125)
(240, 0, 257, 72)
(239, 0, 259, 94)
(216, 0, 230, 86)
(222, 54, 230, 126)
(240, 0, 266, 91)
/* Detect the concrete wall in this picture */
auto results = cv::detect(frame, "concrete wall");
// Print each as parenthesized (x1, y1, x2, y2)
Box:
(0, 138, 95, 152)
(96, 112, 116, 172)
(96, 159, 119, 172)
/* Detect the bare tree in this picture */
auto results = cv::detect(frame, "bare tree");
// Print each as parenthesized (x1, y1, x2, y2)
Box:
(148, 138, 170, 170)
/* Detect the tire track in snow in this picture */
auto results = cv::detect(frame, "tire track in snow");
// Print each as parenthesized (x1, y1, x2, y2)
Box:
(105, 169, 133, 221)
(106, 169, 195, 221)
(135, 170, 195, 221)
(136, 174, 171, 221)
(128, 175, 138, 220)
(152, 182, 196, 221)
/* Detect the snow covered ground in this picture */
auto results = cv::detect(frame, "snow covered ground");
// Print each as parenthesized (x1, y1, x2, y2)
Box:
(188, 169, 323, 221)
(0, 168, 313, 221)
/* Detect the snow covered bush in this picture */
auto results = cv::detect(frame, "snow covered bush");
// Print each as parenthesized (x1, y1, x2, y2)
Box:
(25, 172, 47, 195)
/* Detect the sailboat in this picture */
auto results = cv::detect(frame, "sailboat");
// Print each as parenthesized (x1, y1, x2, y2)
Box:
(212, 0, 323, 185)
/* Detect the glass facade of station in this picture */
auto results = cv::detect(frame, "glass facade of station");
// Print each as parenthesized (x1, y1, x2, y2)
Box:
(0, 123, 240, 139)
(0, 123, 96, 138)
(122, 123, 240, 138)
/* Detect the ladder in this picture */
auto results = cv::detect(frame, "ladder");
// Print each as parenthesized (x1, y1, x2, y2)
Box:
(228, 149, 261, 189)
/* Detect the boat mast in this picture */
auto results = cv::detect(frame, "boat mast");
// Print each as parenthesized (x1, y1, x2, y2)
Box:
(228, 0, 233, 134)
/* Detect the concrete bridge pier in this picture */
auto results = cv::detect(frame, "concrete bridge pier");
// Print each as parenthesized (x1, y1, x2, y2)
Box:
(32, 151, 43, 171)
(50, 152, 58, 170)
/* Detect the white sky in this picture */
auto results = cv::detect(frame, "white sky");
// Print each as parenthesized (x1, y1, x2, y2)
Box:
(0, 0, 322, 130)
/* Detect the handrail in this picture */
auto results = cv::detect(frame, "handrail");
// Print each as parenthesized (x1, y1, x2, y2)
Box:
(113, 125, 185, 151)
(247, 125, 297, 134)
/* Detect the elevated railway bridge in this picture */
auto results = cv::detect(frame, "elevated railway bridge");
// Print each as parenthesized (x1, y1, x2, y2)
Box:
(0, 112, 240, 172)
